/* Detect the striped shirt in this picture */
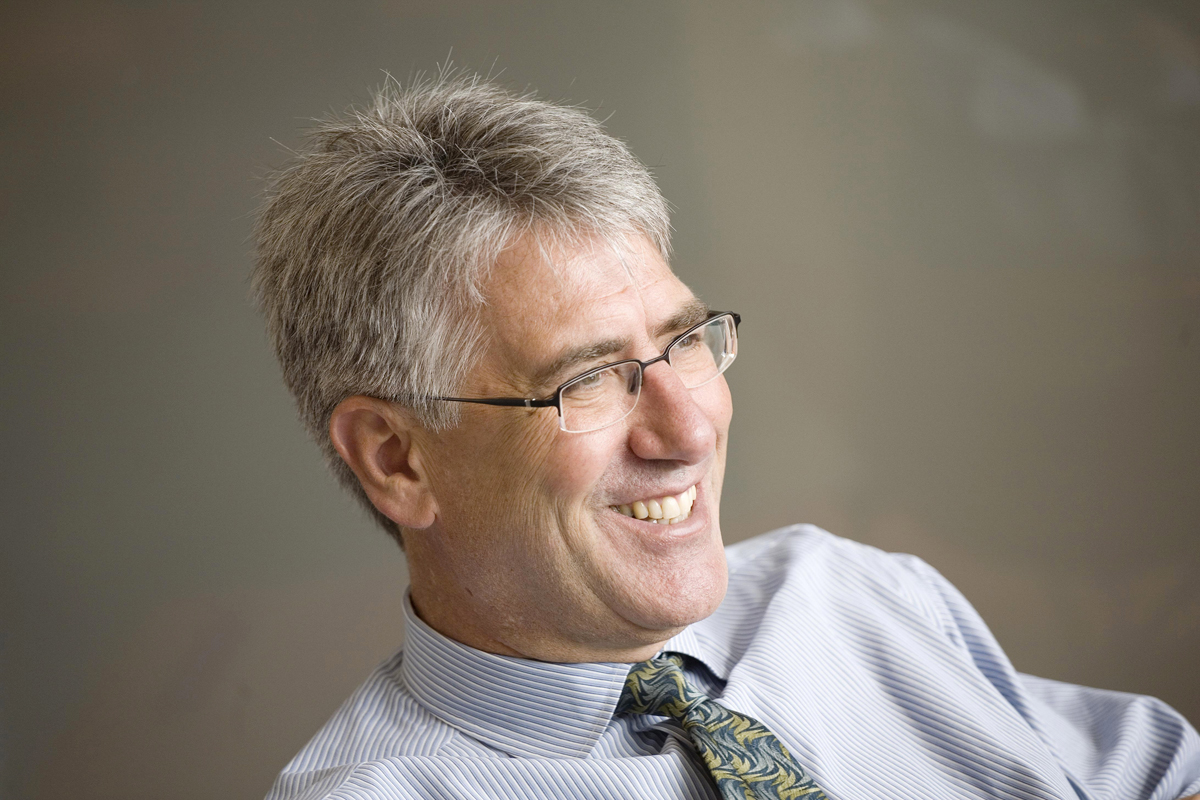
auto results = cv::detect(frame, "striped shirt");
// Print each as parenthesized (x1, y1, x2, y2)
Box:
(265, 526, 1200, 800)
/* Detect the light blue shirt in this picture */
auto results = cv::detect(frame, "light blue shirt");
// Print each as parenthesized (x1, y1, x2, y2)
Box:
(266, 527, 1200, 800)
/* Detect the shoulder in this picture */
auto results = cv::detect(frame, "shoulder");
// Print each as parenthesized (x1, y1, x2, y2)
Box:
(268, 647, 460, 797)
(720, 525, 964, 643)
(725, 523, 929, 589)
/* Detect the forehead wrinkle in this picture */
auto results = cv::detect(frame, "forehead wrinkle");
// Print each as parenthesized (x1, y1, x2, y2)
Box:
(531, 232, 636, 299)
(613, 244, 642, 302)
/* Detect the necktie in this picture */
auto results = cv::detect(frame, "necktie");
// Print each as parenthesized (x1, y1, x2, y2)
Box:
(617, 652, 830, 800)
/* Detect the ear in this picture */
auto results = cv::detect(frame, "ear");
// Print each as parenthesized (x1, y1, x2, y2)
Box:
(328, 396, 438, 529)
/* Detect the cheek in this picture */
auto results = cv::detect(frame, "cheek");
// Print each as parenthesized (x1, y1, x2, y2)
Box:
(430, 411, 559, 525)
(701, 377, 734, 436)
(540, 429, 624, 507)
(701, 379, 733, 490)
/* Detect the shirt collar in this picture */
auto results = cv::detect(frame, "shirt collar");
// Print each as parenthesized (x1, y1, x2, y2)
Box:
(664, 607, 736, 682)
(399, 592, 633, 758)
(398, 591, 736, 757)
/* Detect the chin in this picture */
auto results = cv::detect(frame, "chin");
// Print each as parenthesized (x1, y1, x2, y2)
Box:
(621, 553, 729, 632)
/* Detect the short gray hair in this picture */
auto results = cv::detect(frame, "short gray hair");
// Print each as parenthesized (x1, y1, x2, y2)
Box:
(252, 74, 672, 542)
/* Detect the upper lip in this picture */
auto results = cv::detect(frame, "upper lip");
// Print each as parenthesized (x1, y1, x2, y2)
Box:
(609, 482, 700, 505)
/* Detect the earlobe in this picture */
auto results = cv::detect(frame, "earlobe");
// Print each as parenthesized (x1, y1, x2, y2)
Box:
(328, 397, 439, 529)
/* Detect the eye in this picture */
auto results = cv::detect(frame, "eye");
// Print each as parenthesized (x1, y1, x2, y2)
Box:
(575, 371, 606, 388)
(562, 365, 620, 399)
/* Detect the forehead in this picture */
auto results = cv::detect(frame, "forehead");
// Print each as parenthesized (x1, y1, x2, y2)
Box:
(481, 233, 692, 359)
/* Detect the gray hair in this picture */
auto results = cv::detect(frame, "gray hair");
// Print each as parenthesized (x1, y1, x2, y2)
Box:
(252, 73, 672, 542)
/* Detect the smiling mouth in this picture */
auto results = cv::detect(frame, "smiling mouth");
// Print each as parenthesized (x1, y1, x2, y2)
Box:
(612, 485, 697, 525)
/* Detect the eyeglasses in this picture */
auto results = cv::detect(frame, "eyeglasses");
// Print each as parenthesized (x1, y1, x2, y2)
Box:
(427, 311, 740, 433)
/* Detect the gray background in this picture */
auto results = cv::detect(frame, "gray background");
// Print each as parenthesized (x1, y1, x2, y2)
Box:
(2, 1, 1198, 798)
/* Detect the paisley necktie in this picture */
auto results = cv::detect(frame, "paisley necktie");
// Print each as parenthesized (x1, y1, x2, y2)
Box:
(616, 652, 829, 800)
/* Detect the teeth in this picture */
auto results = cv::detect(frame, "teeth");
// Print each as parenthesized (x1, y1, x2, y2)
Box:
(661, 496, 681, 518)
(612, 485, 698, 525)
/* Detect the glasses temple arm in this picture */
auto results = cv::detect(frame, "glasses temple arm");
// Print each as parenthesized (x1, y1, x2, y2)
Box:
(429, 396, 558, 409)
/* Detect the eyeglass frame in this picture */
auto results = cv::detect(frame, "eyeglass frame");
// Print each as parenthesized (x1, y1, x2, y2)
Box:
(422, 311, 741, 432)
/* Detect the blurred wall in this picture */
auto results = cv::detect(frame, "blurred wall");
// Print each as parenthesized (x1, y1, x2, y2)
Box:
(1, 1, 1197, 798)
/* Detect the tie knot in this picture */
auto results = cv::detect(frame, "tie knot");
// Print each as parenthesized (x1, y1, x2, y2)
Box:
(616, 652, 707, 718)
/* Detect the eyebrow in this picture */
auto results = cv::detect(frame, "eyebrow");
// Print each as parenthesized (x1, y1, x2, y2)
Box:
(655, 298, 712, 339)
(528, 299, 713, 392)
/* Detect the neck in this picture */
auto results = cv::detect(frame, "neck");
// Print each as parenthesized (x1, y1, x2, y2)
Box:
(405, 555, 676, 663)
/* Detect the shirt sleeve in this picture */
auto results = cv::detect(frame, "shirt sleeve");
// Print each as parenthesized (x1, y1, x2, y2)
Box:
(893, 553, 1200, 800)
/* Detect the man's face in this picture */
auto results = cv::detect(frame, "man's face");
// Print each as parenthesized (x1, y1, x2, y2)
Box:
(411, 232, 732, 662)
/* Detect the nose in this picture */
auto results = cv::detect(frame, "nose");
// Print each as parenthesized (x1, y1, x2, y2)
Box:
(626, 360, 719, 464)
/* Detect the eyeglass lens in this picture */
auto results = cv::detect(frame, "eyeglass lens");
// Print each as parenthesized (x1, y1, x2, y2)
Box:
(557, 315, 737, 433)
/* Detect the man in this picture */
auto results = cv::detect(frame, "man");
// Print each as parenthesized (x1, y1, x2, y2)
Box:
(254, 75, 1200, 800)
